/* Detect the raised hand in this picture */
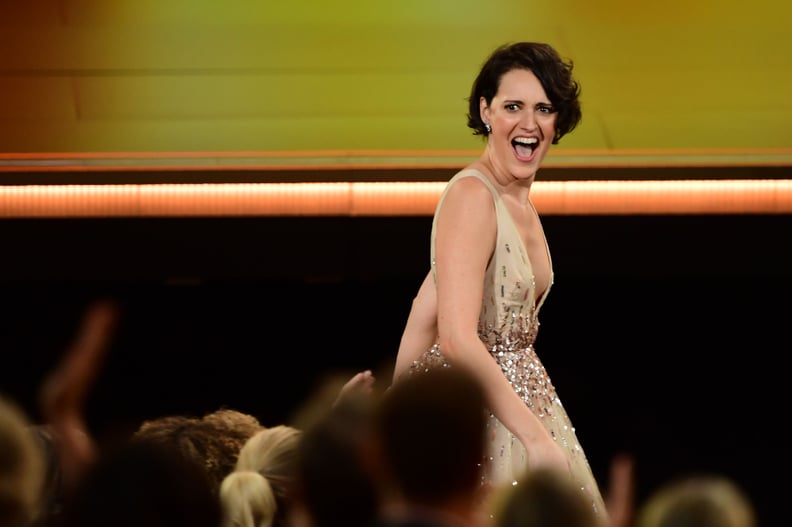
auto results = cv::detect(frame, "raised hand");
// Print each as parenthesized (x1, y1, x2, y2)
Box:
(38, 299, 121, 490)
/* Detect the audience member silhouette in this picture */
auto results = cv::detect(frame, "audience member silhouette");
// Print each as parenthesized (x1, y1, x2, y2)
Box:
(489, 467, 600, 527)
(365, 366, 489, 527)
(58, 440, 222, 527)
(20, 299, 122, 527)
(131, 407, 263, 495)
(291, 387, 379, 527)
(635, 473, 756, 527)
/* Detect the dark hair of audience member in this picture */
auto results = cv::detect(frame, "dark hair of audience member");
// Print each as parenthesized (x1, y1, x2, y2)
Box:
(57, 440, 222, 527)
(293, 391, 379, 527)
(370, 366, 487, 507)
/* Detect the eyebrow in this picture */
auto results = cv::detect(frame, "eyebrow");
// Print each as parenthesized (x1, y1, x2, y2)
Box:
(502, 98, 552, 106)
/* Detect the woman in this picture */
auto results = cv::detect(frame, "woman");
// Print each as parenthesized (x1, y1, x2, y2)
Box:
(391, 42, 607, 520)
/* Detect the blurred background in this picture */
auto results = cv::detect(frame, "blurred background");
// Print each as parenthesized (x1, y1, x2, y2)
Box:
(1, 0, 790, 155)
(1, 2, 790, 526)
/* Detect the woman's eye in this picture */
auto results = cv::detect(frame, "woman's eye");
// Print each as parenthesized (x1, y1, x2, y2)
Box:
(505, 103, 520, 111)
(538, 105, 555, 113)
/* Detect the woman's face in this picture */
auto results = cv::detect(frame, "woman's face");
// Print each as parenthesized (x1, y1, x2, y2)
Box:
(480, 68, 557, 180)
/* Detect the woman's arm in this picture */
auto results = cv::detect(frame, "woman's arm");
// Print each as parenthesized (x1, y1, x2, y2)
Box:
(392, 269, 438, 382)
(434, 177, 568, 473)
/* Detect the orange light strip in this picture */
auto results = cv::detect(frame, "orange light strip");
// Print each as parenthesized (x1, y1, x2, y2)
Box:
(1, 147, 791, 170)
(1, 180, 791, 218)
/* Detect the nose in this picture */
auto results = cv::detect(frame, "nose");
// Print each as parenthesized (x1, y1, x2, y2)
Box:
(520, 110, 538, 131)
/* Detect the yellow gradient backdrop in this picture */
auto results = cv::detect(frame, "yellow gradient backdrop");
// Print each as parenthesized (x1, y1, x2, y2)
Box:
(0, 1, 790, 165)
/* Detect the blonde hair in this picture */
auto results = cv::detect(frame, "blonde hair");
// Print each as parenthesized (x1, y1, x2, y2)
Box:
(490, 468, 599, 527)
(0, 395, 45, 527)
(220, 426, 302, 527)
(636, 474, 756, 527)
(236, 426, 301, 491)
(220, 471, 277, 527)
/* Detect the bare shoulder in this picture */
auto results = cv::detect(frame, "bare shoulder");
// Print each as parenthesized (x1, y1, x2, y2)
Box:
(437, 172, 497, 239)
(442, 171, 495, 211)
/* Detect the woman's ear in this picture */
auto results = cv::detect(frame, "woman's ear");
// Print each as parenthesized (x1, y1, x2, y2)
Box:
(479, 97, 489, 124)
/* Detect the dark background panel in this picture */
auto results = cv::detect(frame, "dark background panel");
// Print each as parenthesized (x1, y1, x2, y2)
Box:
(0, 214, 789, 527)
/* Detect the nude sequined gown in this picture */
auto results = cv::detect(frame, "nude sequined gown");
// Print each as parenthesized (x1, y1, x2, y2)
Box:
(405, 169, 607, 519)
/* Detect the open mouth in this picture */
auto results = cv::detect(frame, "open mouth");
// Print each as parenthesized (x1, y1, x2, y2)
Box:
(512, 137, 538, 157)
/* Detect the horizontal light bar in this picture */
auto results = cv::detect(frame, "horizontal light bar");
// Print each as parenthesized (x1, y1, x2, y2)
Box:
(1, 180, 791, 218)
(1, 148, 792, 170)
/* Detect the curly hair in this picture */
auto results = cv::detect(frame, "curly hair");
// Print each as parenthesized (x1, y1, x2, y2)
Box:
(132, 408, 263, 494)
(466, 42, 582, 144)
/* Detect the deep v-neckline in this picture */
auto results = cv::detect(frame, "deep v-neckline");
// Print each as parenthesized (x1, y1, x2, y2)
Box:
(524, 197, 553, 309)
(468, 169, 554, 310)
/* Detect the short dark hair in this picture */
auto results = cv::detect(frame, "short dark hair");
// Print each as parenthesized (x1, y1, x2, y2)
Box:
(466, 42, 582, 144)
(374, 367, 486, 504)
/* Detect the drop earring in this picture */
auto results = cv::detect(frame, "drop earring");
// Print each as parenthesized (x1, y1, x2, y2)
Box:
(484, 122, 492, 134)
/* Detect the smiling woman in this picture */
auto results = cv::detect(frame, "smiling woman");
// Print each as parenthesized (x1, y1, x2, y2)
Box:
(391, 41, 610, 523)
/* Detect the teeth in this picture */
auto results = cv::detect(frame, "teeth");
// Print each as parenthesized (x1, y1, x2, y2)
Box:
(513, 137, 538, 145)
